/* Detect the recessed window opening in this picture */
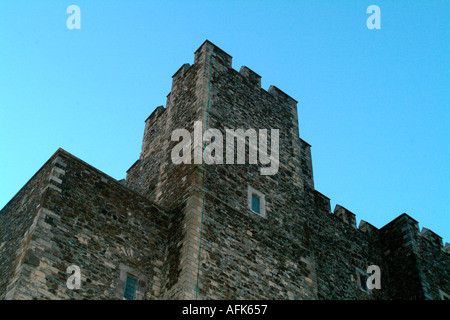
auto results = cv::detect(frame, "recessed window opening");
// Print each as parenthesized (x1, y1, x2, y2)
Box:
(252, 193, 260, 214)
(355, 268, 372, 295)
(247, 185, 266, 218)
(359, 274, 368, 292)
(123, 275, 138, 300)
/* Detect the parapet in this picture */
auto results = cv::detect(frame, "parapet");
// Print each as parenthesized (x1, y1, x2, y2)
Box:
(313, 190, 331, 213)
(145, 105, 166, 125)
(172, 63, 191, 79)
(268, 85, 298, 105)
(445, 243, 450, 254)
(380, 213, 448, 252)
(194, 40, 232, 69)
(177, 40, 300, 114)
(323, 199, 447, 254)
(358, 220, 379, 236)
(420, 227, 443, 248)
(239, 66, 261, 88)
(333, 204, 357, 228)
(381, 213, 420, 234)
(170, 63, 193, 93)
(300, 138, 311, 148)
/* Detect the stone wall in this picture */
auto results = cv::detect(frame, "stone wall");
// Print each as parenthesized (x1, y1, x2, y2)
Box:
(124, 40, 449, 300)
(380, 214, 450, 299)
(1, 149, 169, 299)
(125, 47, 210, 299)
(187, 41, 391, 300)
(0, 153, 55, 299)
(1, 40, 448, 300)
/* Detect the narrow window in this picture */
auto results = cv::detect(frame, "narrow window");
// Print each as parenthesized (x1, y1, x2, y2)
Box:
(247, 185, 266, 218)
(251, 194, 260, 214)
(123, 275, 138, 300)
(359, 274, 368, 292)
(355, 268, 372, 294)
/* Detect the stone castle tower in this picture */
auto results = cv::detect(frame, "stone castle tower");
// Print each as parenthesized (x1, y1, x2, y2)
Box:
(1, 40, 448, 300)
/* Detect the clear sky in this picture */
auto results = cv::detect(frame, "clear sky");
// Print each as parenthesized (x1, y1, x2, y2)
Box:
(1, 1, 448, 241)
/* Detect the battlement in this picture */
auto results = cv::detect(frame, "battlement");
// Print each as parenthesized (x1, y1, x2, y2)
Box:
(192, 41, 299, 107)
(313, 190, 331, 213)
(312, 189, 448, 252)
(239, 66, 261, 88)
(194, 40, 232, 69)
(420, 227, 443, 248)
(188, 40, 300, 106)
(358, 220, 379, 235)
(144, 105, 165, 124)
(267, 85, 298, 105)
(313, 190, 379, 236)
(172, 63, 191, 79)
(380, 213, 449, 253)
(333, 205, 357, 228)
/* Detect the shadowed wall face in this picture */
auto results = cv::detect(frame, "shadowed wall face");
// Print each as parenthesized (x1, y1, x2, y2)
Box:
(1, 151, 169, 300)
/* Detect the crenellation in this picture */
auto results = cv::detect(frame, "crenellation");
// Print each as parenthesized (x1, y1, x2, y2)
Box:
(239, 66, 261, 88)
(358, 220, 378, 235)
(333, 205, 357, 228)
(420, 227, 443, 248)
(144, 105, 165, 124)
(313, 190, 331, 214)
(268, 85, 298, 105)
(194, 40, 232, 70)
(172, 63, 191, 80)
(381, 213, 420, 235)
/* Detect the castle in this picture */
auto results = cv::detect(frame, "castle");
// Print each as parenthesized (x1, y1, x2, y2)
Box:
(1, 40, 448, 300)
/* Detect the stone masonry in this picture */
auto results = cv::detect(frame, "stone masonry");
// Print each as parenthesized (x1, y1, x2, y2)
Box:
(1, 40, 449, 300)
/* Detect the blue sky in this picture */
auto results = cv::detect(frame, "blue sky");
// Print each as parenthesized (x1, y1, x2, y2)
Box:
(1, 1, 448, 241)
